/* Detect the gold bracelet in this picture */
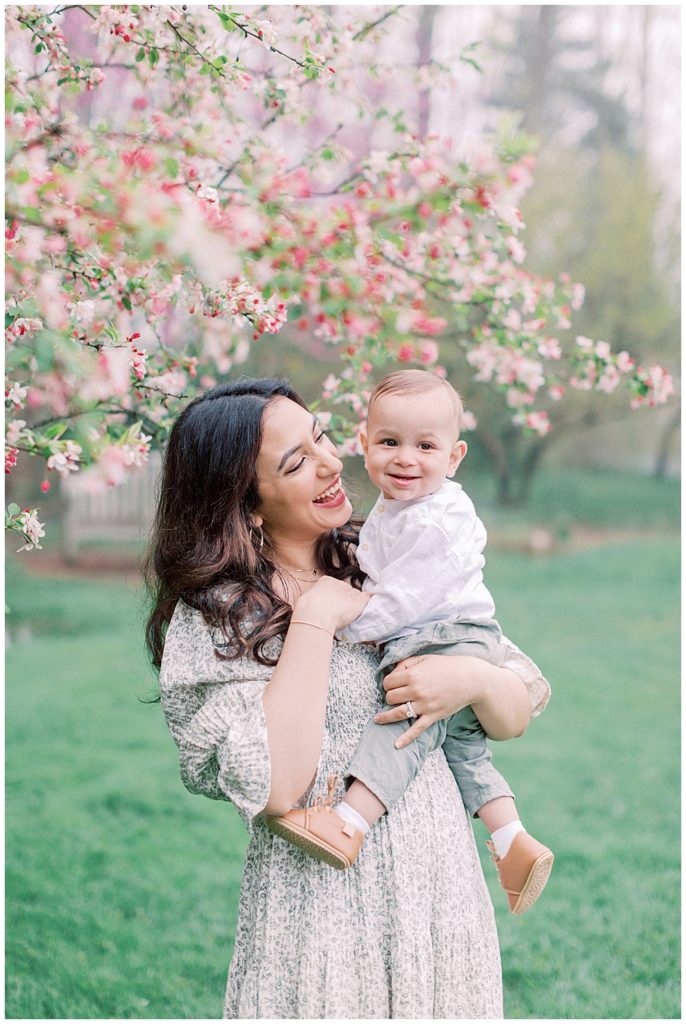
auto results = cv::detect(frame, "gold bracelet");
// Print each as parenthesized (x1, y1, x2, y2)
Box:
(290, 619, 334, 637)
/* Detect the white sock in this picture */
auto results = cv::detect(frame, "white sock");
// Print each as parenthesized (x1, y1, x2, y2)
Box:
(491, 820, 525, 858)
(335, 801, 371, 834)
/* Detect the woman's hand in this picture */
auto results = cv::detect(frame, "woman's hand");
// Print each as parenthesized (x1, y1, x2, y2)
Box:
(293, 576, 370, 634)
(374, 654, 530, 748)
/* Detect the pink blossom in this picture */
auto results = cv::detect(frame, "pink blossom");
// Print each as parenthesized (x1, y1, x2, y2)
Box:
(5, 382, 28, 408)
(497, 204, 524, 233)
(68, 299, 96, 325)
(537, 337, 562, 360)
(6, 317, 43, 342)
(419, 341, 439, 365)
(570, 283, 585, 310)
(506, 388, 533, 408)
(524, 410, 551, 436)
(6, 419, 26, 445)
(145, 370, 187, 397)
(5, 447, 19, 475)
(575, 336, 594, 351)
(47, 440, 82, 478)
(121, 148, 156, 173)
(338, 435, 364, 458)
(461, 410, 477, 431)
(548, 385, 565, 401)
(506, 237, 526, 264)
(597, 365, 620, 394)
(93, 445, 129, 487)
(121, 434, 152, 468)
(466, 341, 498, 382)
(639, 365, 674, 406)
(197, 184, 219, 204)
(616, 351, 636, 373)
(410, 313, 447, 336)
(129, 344, 148, 382)
(16, 508, 45, 551)
(397, 344, 415, 362)
(594, 340, 611, 360)
(503, 308, 521, 332)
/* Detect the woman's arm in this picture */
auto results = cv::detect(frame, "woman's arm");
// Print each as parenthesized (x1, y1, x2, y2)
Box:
(374, 654, 531, 749)
(262, 578, 370, 814)
(261, 619, 335, 815)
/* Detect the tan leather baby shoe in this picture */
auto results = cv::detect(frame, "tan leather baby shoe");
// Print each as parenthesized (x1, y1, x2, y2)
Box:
(486, 832, 554, 915)
(266, 806, 364, 870)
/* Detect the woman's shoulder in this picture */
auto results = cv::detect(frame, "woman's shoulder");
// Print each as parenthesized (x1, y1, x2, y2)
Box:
(160, 598, 278, 690)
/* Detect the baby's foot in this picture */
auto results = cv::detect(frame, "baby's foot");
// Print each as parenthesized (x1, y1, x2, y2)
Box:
(486, 832, 554, 914)
(266, 806, 365, 870)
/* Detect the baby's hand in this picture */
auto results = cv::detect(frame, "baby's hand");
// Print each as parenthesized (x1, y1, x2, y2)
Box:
(295, 577, 369, 633)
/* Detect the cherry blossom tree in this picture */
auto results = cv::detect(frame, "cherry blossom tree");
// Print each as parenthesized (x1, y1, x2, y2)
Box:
(5, 4, 673, 550)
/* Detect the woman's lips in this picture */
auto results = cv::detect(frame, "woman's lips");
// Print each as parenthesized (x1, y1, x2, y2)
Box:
(313, 479, 347, 507)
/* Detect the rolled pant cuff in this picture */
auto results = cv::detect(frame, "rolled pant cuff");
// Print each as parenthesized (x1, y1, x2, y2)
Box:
(342, 770, 394, 813)
(464, 784, 516, 819)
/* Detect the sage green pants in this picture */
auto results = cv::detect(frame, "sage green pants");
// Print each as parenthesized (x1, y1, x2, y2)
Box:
(346, 619, 514, 818)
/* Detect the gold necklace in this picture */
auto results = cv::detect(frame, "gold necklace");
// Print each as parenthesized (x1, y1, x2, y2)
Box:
(280, 565, 321, 584)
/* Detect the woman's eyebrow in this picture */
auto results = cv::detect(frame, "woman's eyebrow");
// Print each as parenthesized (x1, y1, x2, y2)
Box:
(277, 415, 318, 471)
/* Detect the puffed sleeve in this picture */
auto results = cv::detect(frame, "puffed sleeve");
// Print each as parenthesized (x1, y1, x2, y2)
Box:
(499, 635, 551, 718)
(159, 600, 276, 831)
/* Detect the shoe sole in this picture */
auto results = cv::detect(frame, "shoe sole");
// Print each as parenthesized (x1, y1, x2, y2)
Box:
(511, 851, 554, 915)
(267, 818, 352, 870)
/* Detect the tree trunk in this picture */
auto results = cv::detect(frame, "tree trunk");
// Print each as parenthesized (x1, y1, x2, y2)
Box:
(515, 436, 550, 505)
(416, 6, 437, 139)
(478, 427, 519, 507)
(653, 407, 680, 479)
(522, 6, 557, 136)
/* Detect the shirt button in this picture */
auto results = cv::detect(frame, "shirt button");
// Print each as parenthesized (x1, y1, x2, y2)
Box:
(377, 505, 385, 513)
(362, 543, 369, 550)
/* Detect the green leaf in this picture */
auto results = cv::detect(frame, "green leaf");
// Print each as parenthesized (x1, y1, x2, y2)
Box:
(7, 503, 21, 516)
(163, 157, 179, 178)
(121, 295, 132, 311)
(135, 47, 146, 62)
(43, 423, 66, 441)
(14, 168, 30, 184)
(148, 48, 159, 67)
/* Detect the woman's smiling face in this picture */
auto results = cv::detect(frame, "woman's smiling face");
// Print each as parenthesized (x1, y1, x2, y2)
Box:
(255, 397, 352, 544)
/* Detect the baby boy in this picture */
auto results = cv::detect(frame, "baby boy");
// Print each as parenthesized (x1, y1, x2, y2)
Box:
(269, 369, 553, 914)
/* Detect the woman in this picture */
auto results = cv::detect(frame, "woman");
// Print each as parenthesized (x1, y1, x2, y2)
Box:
(146, 377, 550, 1019)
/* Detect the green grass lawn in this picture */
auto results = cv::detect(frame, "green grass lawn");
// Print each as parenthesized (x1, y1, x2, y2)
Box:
(5, 526, 680, 1018)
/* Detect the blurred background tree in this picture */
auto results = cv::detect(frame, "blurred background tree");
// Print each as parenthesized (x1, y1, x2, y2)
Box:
(321, 3, 679, 507)
(476, 4, 680, 499)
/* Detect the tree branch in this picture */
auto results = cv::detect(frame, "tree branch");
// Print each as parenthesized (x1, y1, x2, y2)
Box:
(353, 6, 403, 42)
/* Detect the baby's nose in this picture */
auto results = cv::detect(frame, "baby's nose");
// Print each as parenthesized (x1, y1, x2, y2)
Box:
(394, 446, 416, 465)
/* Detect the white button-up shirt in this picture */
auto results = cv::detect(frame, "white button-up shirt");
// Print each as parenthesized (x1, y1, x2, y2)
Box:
(339, 479, 496, 644)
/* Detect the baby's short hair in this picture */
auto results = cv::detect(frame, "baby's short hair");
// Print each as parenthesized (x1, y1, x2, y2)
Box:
(368, 369, 464, 432)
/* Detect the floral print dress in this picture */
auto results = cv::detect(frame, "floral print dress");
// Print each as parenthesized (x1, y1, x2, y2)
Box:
(160, 600, 550, 1019)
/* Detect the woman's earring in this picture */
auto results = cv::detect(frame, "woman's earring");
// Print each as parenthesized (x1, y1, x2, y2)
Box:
(250, 525, 264, 552)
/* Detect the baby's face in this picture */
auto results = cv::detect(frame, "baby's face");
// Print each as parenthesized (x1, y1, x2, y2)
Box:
(361, 388, 467, 501)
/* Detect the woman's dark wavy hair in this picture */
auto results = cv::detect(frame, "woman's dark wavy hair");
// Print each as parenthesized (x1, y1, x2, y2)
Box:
(144, 377, 364, 669)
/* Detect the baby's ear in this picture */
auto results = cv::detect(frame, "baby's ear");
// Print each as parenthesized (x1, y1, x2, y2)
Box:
(359, 430, 368, 463)
(447, 439, 468, 477)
